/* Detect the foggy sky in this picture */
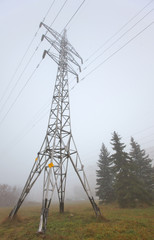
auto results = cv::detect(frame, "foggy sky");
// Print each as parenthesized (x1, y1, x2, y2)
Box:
(0, 0, 154, 201)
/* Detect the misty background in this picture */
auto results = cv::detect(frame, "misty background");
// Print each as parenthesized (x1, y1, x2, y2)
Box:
(0, 0, 154, 202)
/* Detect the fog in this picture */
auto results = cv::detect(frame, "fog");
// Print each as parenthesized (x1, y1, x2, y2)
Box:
(0, 0, 154, 203)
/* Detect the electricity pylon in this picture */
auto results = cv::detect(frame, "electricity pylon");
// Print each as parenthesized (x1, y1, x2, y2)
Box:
(9, 22, 101, 233)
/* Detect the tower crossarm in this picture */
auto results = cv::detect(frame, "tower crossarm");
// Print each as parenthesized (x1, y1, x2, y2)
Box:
(43, 50, 80, 82)
(40, 22, 62, 43)
(41, 35, 61, 53)
(66, 42, 83, 64)
(42, 35, 81, 72)
(66, 51, 81, 72)
(40, 22, 82, 82)
(40, 22, 83, 64)
(43, 50, 59, 65)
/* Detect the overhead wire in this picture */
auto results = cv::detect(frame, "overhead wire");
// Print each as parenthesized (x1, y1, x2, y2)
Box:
(70, 20, 154, 91)
(0, 0, 69, 115)
(0, 0, 86, 127)
(69, 5, 154, 90)
(80, 22, 154, 82)
(1, 3, 153, 154)
(85, 0, 154, 62)
(0, 105, 50, 157)
(13, 107, 50, 148)
(1, 1, 154, 157)
(49, 0, 69, 28)
(33, 1, 154, 159)
(43, 0, 57, 21)
(0, 48, 40, 115)
(0, 12, 154, 164)
(83, 9, 153, 70)
(0, 59, 43, 125)
(0, 0, 57, 106)
(0, 0, 88, 155)
(64, 0, 86, 29)
(14, 1, 153, 132)
(123, 125, 154, 140)
(48, 0, 86, 52)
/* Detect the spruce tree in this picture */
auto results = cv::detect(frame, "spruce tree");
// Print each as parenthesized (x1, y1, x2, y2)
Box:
(152, 167, 154, 201)
(130, 137, 154, 203)
(110, 131, 130, 173)
(111, 132, 141, 207)
(96, 143, 114, 203)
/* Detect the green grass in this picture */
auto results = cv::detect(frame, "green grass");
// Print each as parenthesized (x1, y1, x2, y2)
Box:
(0, 202, 154, 240)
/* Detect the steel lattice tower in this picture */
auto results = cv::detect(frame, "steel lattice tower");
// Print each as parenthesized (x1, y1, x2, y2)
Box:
(9, 23, 101, 233)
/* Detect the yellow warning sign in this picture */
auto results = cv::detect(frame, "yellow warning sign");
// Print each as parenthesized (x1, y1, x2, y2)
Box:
(48, 162, 54, 168)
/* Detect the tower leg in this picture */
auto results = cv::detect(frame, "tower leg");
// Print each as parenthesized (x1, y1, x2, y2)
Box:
(61, 137, 102, 218)
(38, 166, 55, 233)
(60, 201, 64, 213)
(38, 198, 51, 233)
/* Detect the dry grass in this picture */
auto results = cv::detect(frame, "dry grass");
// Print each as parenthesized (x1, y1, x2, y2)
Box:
(0, 202, 154, 240)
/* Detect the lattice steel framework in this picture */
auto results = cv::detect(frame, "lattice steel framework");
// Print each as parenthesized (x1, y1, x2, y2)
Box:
(9, 23, 101, 233)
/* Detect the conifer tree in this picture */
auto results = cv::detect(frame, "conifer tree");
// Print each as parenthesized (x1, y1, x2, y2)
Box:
(130, 137, 154, 203)
(110, 132, 142, 207)
(96, 143, 114, 203)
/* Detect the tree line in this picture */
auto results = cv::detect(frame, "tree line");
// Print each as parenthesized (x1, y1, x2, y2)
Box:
(96, 131, 154, 207)
(0, 184, 20, 207)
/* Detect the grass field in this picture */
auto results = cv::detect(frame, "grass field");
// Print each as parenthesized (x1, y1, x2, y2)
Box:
(0, 202, 154, 240)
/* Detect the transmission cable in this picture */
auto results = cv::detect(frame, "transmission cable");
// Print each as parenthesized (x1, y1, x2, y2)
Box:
(0, 0, 69, 115)
(70, 21, 154, 90)
(0, 48, 40, 115)
(0, 0, 85, 126)
(0, 0, 57, 106)
(12, 108, 50, 149)
(64, 0, 86, 29)
(10, 0, 87, 139)
(0, 60, 43, 125)
(123, 125, 154, 140)
(49, 0, 69, 28)
(14, 14, 153, 145)
(80, 22, 154, 82)
(0, 0, 87, 146)
(43, 0, 57, 22)
(85, 0, 154, 62)
(83, 9, 153, 70)
(70, 8, 154, 90)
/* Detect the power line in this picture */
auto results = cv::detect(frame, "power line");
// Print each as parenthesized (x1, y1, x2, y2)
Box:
(2, 1, 153, 154)
(64, 0, 86, 29)
(70, 8, 153, 90)
(0, 99, 51, 156)
(0, 0, 57, 106)
(0, 46, 40, 115)
(0, 0, 86, 125)
(85, 0, 154, 62)
(12, 108, 50, 149)
(80, 22, 154, 82)
(49, 0, 69, 28)
(0, 0, 87, 152)
(70, 20, 154, 90)
(0, 0, 69, 116)
(0, 60, 43, 126)
(123, 125, 154, 141)
(43, 0, 57, 21)
(83, 9, 153, 70)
